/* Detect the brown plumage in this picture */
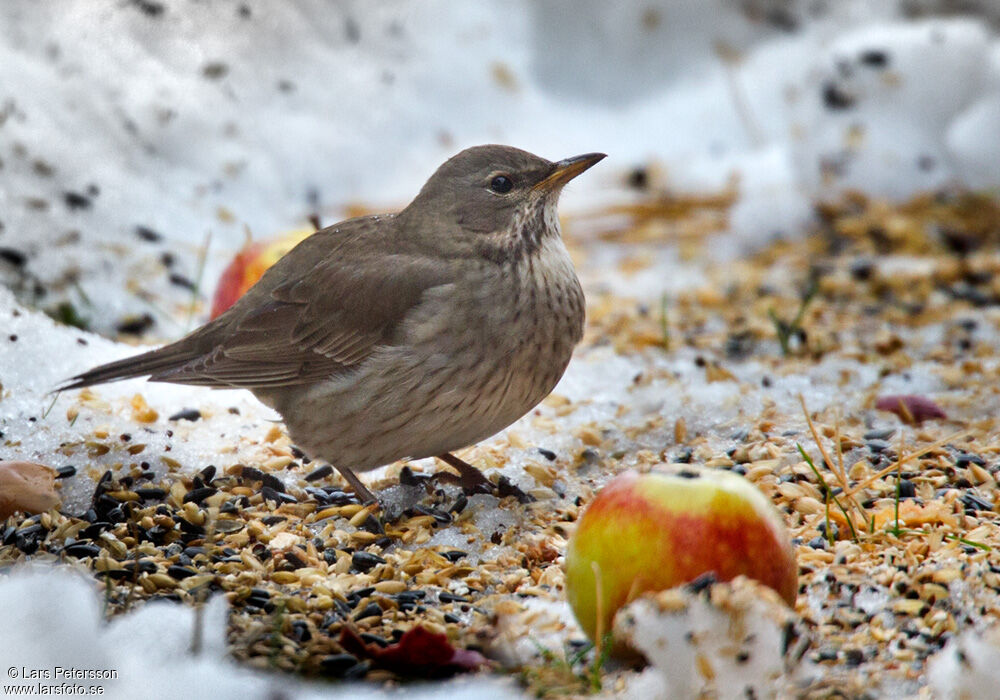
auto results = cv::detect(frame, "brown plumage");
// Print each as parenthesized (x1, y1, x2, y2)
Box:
(62, 145, 605, 503)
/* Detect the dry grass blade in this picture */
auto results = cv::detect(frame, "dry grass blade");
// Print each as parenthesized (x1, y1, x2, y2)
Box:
(844, 429, 970, 499)
(798, 395, 869, 532)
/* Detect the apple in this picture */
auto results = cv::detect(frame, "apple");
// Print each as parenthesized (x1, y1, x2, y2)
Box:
(210, 227, 314, 319)
(564, 467, 797, 655)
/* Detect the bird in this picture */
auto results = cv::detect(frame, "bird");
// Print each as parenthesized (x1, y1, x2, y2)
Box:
(61, 145, 606, 504)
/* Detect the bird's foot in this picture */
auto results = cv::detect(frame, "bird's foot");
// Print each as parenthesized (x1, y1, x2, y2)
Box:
(435, 453, 534, 503)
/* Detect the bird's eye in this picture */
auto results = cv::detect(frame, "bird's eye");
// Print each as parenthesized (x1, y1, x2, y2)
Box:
(489, 175, 514, 194)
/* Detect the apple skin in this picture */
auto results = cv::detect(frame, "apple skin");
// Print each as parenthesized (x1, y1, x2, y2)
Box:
(210, 228, 313, 319)
(565, 468, 798, 652)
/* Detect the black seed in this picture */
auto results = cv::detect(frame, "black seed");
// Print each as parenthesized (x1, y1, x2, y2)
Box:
(412, 504, 452, 525)
(92, 470, 114, 500)
(14, 526, 43, 554)
(260, 486, 296, 504)
(81, 521, 111, 540)
(168, 408, 201, 422)
(537, 448, 557, 461)
(808, 536, 827, 549)
(240, 466, 265, 482)
(626, 167, 649, 190)
(134, 225, 163, 242)
(850, 259, 874, 281)
(351, 551, 385, 573)
(359, 633, 389, 647)
(168, 273, 196, 290)
(56, 465, 77, 478)
(822, 81, 855, 109)
(135, 487, 166, 501)
(303, 487, 332, 504)
(359, 515, 384, 534)
(63, 542, 102, 558)
(354, 602, 383, 621)
(98, 569, 132, 581)
(955, 452, 986, 468)
(677, 469, 700, 479)
(686, 572, 717, 594)
(202, 61, 229, 79)
(441, 550, 467, 563)
(289, 619, 311, 642)
(183, 487, 217, 504)
(859, 49, 888, 68)
(129, 0, 164, 17)
(439, 592, 469, 604)
(322, 488, 358, 506)
(178, 517, 204, 535)
(284, 550, 307, 570)
(115, 313, 154, 335)
(244, 595, 271, 609)
(961, 492, 992, 512)
(450, 494, 468, 514)
(867, 440, 891, 454)
(122, 559, 157, 575)
(0, 247, 27, 267)
(444, 613, 460, 624)
(843, 648, 864, 666)
(63, 191, 92, 209)
(320, 653, 359, 676)
(261, 473, 285, 493)
(305, 464, 333, 481)
(898, 479, 916, 498)
(260, 515, 286, 526)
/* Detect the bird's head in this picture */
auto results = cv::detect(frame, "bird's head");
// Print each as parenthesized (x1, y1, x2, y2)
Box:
(402, 144, 605, 261)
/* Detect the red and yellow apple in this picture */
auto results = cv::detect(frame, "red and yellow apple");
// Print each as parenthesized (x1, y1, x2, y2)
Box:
(210, 227, 314, 319)
(565, 467, 797, 654)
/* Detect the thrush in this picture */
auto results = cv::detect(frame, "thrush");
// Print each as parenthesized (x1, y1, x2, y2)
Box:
(61, 145, 605, 504)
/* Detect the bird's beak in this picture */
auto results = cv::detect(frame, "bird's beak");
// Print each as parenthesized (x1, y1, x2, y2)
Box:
(533, 152, 607, 192)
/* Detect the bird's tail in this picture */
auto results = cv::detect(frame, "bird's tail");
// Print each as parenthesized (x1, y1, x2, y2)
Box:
(58, 345, 197, 392)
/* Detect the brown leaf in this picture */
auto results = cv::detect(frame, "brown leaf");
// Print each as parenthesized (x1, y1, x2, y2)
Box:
(875, 395, 947, 424)
(339, 625, 488, 677)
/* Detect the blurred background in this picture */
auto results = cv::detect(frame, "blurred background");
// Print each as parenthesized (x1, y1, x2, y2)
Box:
(1, 0, 998, 336)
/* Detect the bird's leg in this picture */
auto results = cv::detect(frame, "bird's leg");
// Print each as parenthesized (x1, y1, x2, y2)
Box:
(333, 464, 378, 506)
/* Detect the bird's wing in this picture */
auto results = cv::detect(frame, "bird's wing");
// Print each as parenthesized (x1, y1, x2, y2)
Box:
(62, 218, 454, 391)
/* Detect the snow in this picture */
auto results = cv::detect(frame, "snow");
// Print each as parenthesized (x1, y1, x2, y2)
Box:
(614, 578, 811, 700)
(1, 0, 1000, 697)
(927, 624, 1000, 700)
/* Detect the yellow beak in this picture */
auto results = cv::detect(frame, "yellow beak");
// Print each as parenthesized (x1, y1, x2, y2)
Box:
(533, 152, 607, 192)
